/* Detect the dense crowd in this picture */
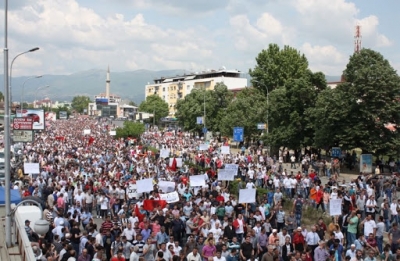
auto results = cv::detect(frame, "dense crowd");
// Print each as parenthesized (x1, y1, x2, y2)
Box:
(10, 116, 400, 261)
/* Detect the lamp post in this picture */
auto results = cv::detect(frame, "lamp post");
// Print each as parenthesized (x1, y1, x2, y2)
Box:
(20, 75, 42, 112)
(253, 80, 269, 154)
(4, 38, 40, 248)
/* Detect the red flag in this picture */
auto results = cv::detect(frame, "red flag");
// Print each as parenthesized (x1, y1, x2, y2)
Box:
(88, 136, 95, 146)
(170, 158, 177, 172)
(142, 200, 167, 212)
(135, 204, 145, 222)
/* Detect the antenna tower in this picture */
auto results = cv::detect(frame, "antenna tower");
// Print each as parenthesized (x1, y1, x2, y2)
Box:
(354, 25, 362, 53)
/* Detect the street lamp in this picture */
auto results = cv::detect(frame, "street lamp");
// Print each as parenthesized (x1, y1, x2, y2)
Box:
(20, 75, 43, 112)
(4, 42, 39, 247)
(252, 80, 270, 154)
(33, 85, 50, 109)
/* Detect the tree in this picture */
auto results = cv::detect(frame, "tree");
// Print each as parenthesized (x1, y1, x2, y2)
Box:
(312, 49, 400, 155)
(139, 95, 169, 123)
(0, 91, 3, 102)
(128, 100, 137, 107)
(71, 95, 91, 113)
(115, 121, 145, 138)
(249, 44, 309, 94)
(219, 88, 268, 141)
(266, 71, 326, 150)
(175, 83, 233, 132)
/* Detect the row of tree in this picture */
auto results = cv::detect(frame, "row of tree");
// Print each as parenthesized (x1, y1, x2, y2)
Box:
(170, 44, 400, 156)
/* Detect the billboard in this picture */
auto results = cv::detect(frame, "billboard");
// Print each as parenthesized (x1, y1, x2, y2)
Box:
(13, 130, 34, 142)
(16, 109, 45, 130)
(59, 111, 68, 119)
(95, 98, 109, 105)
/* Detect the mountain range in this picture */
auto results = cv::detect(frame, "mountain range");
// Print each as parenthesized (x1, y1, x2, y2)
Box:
(0, 70, 341, 104)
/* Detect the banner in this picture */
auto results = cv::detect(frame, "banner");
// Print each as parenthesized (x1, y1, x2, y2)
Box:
(190, 175, 206, 187)
(218, 169, 236, 181)
(160, 149, 170, 158)
(159, 191, 180, 203)
(199, 144, 208, 151)
(23, 163, 40, 174)
(142, 200, 167, 211)
(221, 146, 230, 154)
(329, 199, 342, 216)
(360, 154, 372, 174)
(126, 183, 141, 199)
(225, 164, 239, 172)
(239, 189, 256, 203)
(136, 178, 154, 193)
(158, 181, 176, 193)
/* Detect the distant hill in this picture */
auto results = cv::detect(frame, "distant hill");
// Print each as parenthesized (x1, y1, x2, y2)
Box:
(0, 70, 341, 104)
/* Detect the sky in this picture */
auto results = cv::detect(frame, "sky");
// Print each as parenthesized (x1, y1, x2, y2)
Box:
(1, 0, 399, 77)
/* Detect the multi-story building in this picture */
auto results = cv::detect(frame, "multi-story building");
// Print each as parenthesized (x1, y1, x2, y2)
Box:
(145, 68, 248, 117)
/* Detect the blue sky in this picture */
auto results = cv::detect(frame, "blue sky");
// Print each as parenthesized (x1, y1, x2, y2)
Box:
(2, 0, 399, 77)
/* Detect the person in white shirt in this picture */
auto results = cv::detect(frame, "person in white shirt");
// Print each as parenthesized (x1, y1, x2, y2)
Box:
(213, 251, 226, 261)
(209, 223, 223, 242)
(361, 214, 377, 237)
(187, 248, 202, 261)
(346, 244, 357, 258)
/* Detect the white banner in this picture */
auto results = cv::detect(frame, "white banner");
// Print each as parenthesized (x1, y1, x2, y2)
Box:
(199, 144, 208, 151)
(190, 175, 206, 187)
(136, 178, 154, 193)
(158, 181, 176, 193)
(221, 146, 230, 154)
(24, 163, 40, 174)
(160, 149, 170, 158)
(109, 130, 116, 136)
(159, 191, 180, 203)
(126, 183, 141, 199)
(225, 164, 239, 172)
(169, 158, 183, 168)
(329, 199, 342, 216)
(239, 189, 256, 203)
(218, 169, 236, 181)
(83, 129, 91, 135)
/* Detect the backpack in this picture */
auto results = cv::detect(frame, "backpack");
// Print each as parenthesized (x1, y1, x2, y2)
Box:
(295, 199, 302, 213)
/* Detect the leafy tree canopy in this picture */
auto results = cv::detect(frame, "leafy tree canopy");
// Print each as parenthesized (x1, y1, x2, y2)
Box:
(115, 121, 145, 139)
(175, 82, 233, 133)
(249, 43, 309, 95)
(219, 88, 268, 141)
(138, 95, 169, 123)
(71, 95, 91, 113)
(311, 49, 400, 155)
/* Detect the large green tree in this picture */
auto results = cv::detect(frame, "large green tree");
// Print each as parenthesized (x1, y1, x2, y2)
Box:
(139, 95, 169, 123)
(175, 83, 233, 132)
(312, 49, 400, 155)
(219, 88, 268, 141)
(266, 71, 326, 149)
(249, 43, 309, 95)
(116, 121, 145, 138)
(71, 95, 91, 113)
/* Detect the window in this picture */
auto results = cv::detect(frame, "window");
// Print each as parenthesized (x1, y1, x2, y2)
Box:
(163, 87, 165, 91)
(187, 85, 191, 90)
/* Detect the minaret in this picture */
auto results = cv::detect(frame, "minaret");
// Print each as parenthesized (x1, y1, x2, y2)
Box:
(106, 65, 110, 99)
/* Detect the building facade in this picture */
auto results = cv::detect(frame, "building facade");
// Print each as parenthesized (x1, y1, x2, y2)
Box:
(145, 68, 247, 116)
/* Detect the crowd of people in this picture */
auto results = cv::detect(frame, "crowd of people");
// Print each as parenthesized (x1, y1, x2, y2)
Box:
(7, 116, 400, 261)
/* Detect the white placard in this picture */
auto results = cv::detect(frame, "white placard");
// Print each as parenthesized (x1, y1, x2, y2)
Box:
(218, 169, 236, 181)
(159, 191, 180, 203)
(221, 146, 230, 154)
(83, 129, 91, 135)
(176, 158, 183, 167)
(109, 130, 116, 136)
(190, 175, 206, 187)
(199, 144, 208, 151)
(136, 178, 154, 193)
(160, 149, 170, 158)
(225, 164, 239, 171)
(24, 163, 40, 174)
(126, 183, 141, 199)
(158, 181, 176, 193)
(239, 189, 256, 203)
(169, 158, 183, 168)
(329, 199, 342, 216)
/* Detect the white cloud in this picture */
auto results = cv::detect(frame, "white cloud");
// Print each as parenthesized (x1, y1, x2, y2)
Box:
(301, 43, 347, 75)
(292, 0, 392, 49)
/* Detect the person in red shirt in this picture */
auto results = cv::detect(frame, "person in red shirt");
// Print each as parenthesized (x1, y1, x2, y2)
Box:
(293, 227, 306, 252)
(315, 186, 325, 212)
(110, 250, 125, 261)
